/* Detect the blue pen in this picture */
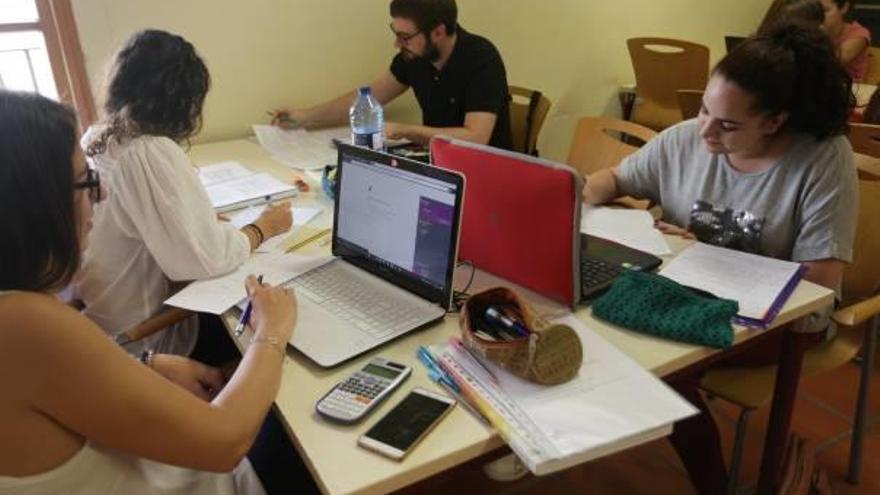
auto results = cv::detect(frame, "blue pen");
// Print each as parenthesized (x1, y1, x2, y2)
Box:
(416, 347, 490, 425)
(417, 346, 459, 392)
(484, 307, 530, 337)
(235, 274, 263, 337)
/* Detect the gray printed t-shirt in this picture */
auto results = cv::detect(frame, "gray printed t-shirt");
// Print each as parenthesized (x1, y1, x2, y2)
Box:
(615, 120, 857, 264)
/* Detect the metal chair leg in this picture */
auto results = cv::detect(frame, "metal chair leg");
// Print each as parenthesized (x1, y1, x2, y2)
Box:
(728, 408, 753, 495)
(847, 316, 878, 484)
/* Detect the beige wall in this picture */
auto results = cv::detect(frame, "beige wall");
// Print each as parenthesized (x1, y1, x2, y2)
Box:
(72, 0, 769, 162)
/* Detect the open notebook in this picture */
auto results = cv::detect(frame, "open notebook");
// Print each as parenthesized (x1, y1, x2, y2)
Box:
(437, 315, 697, 476)
(198, 161, 297, 212)
(659, 243, 806, 328)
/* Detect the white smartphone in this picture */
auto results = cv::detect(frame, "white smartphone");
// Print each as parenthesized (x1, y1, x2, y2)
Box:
(357, 387, 456, 461)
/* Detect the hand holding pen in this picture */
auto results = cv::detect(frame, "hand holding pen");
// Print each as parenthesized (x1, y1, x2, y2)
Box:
(237, 275, 298, 345)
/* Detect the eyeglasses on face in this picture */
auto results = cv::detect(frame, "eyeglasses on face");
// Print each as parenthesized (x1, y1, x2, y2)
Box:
(74, 166, 103, 203)
(389, 22, 422, 43)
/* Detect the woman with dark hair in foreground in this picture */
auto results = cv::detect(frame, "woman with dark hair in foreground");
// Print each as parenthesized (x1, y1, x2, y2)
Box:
(0, 90, 295, 493)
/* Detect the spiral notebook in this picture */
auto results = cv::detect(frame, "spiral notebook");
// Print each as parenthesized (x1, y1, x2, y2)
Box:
(659, 243, 806, 329)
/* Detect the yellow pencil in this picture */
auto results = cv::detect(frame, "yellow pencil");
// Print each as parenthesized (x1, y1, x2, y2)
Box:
(285, 228, 331, 253)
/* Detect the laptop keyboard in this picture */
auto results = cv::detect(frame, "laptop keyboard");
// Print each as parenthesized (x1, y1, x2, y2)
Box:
(289, 263, 438, 340)
(580, 257, 624, 296)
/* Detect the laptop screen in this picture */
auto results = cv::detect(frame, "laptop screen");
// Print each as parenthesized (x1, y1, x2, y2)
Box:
(333, 144, 463, 309)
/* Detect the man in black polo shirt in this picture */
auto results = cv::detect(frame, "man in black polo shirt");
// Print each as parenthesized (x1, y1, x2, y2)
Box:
(273, 0, 512, 150)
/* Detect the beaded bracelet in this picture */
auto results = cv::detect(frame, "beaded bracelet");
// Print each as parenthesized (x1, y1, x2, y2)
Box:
(245, 223, 265, 245)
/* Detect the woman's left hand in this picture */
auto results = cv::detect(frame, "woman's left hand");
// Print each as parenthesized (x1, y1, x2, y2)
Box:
(654, 220, 695, 240)
(150, 354, 225, 401)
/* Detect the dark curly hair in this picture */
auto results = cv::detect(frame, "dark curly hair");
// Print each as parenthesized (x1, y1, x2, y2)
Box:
(86, 29, 210, 156)
(715, 20, 853, 140)
(0, 91, 80, 291)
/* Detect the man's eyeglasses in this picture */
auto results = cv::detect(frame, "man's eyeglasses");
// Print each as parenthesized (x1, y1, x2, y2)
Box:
(389, 23, 422, 43)
(74, 166, 103, 203)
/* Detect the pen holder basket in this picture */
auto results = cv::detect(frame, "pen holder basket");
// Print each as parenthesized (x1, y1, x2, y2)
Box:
(459, 287, 583, 385)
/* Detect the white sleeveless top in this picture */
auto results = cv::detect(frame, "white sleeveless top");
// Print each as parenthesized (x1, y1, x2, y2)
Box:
(0, 292, 265, 495)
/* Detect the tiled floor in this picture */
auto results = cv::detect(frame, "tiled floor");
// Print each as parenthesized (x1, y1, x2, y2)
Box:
(392, 362, 880, 494)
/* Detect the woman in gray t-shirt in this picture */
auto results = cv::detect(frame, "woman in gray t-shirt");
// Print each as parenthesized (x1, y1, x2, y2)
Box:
(584, 21, 856, 495)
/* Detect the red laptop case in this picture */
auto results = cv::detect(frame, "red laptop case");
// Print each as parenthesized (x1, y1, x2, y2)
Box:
(431, 137, 582, 306)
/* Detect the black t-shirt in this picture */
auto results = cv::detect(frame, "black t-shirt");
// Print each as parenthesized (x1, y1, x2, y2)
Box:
(390, 26, 512, 150)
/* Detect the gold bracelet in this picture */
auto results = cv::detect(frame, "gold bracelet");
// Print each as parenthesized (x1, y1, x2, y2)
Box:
(250, 334, 286, 357)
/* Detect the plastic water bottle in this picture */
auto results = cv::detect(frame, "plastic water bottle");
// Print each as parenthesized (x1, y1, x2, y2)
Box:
(350, 86, 385, 151)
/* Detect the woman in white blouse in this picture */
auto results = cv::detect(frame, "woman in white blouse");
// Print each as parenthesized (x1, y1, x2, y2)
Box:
(78, 30, 292, 357)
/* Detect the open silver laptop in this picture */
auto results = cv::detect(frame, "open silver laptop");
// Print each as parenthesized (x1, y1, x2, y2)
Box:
(287, 143, 465, 367)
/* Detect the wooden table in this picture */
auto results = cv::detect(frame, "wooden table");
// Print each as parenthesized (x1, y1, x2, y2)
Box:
(189, 138, 834, 495)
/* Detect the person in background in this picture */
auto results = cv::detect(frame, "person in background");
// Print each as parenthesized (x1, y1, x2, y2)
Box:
(781, 0, 826, 27)
(584, 21, 856, 494)
(77, 30, 292, 359)
(272, 0, 513, 150)
(821, 0, 871, 81)
(0, 89, 298, 495)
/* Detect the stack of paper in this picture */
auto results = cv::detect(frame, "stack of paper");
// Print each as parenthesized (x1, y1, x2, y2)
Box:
(438, 315, 697, 475)
(253, 125, 349, 170)
(198, 161, 297, 212)
(659, 243, 805, 328)
(581, 207, 671, 256)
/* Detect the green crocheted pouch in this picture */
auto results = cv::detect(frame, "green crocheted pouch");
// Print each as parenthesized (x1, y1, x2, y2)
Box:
(592, 270, 738, 349)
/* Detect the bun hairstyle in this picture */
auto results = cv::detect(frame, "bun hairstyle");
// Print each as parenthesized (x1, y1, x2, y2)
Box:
(715, 20, 853, 140)
(86, 30, 210, 157)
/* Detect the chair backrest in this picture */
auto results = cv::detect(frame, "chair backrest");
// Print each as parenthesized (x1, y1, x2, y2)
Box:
(847, 122, 880, 158)
(627, 37, 709, 131)
(845, 158, 880, 303)
(565, 116, 657, 177)
(509, 85, 552, 156)
(676, 89, 704, 120)
(863, 47, 880, 86)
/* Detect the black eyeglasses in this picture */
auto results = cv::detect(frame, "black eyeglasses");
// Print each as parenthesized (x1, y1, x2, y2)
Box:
(74, 166, 103, 203)
(389, 23, 422, 43)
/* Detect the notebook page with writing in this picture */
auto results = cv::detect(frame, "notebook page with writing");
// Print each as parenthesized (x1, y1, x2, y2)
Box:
(197, 161, 253, 187)
(659, 243, 803, 321)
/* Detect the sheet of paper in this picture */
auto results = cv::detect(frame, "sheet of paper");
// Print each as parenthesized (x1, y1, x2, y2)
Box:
(229, 206, 324, 253)
(253, 125, 349, 171)
(165, 252, 333, 314)
(440, 315, 697, 475)
(204, 172, 296, 210)
(197, 161, 253, 187)
(581, 206, 671, 255)
(659, 243, 802, 319)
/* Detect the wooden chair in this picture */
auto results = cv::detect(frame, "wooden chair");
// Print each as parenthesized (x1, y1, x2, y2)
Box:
(113, 307, 194, 348)
(862, 47, 880, 86)
(566, 117, 657, 210)
(676, 89, 704, 120)
(847, 122, 880, 158)
(508, 85, 551, 156)
(700, 161, 880, 493)
(627, 38, 710, 131)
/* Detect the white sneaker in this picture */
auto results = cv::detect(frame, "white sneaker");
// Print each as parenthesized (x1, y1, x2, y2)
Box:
(482, 453, 529, 482)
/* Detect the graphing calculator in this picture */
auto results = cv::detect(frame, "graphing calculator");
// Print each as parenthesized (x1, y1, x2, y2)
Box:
(316, 358, 411, 423)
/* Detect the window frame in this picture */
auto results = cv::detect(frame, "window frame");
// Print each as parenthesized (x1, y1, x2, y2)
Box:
(0, 0, 95, 129)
